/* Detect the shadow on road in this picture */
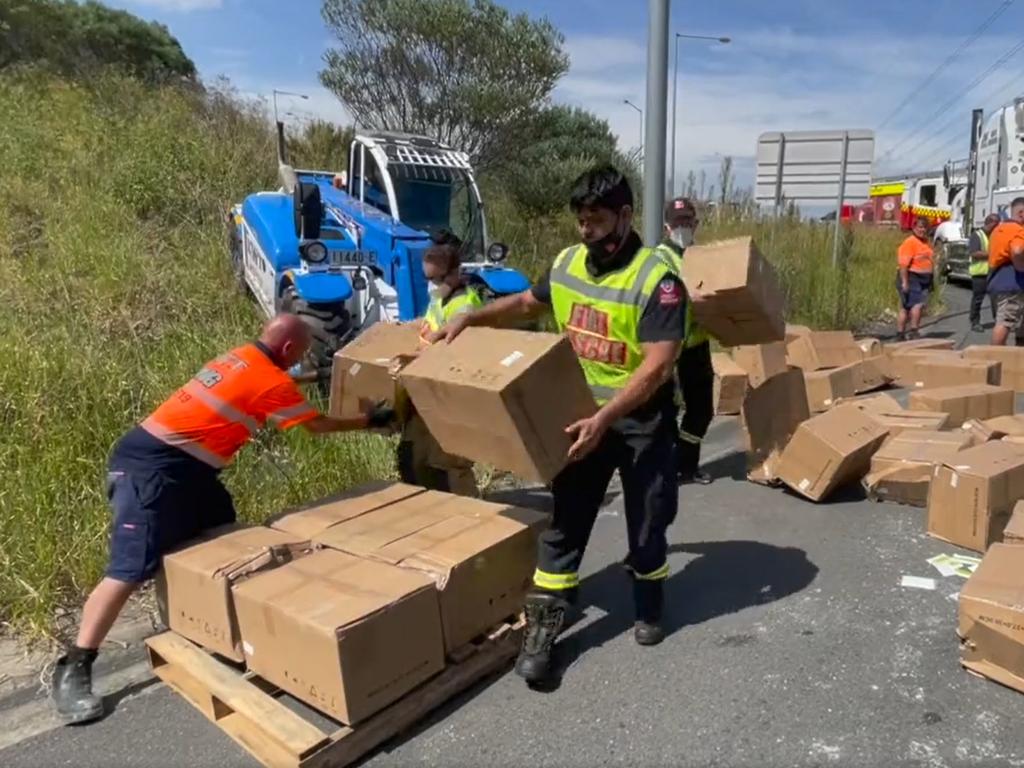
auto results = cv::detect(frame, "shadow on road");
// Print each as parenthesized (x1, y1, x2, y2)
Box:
(535, 539, 819, 692)
(700, 450, 747, 482)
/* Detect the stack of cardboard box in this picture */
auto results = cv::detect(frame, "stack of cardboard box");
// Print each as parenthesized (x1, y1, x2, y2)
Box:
(785, 331, 866, 412)
(159, 483, 546, 726)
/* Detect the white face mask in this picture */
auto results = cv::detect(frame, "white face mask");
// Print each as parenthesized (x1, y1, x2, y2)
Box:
(428, 281, 444, 300)
(670, 227, 695, 249)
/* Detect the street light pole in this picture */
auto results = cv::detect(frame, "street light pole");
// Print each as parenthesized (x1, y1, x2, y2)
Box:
(272, 89, 310, 124)
(624, 99, 644, 157)
(642, 0, 669, 246)
(669, 32, 731, 198)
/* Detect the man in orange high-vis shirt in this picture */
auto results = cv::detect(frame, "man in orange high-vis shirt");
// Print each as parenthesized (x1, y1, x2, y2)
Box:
(52, 314, 394, 724)
(895, 217, 935, 340)
(987, 197, 1024, 346)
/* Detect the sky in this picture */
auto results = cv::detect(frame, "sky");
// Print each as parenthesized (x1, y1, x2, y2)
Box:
(108, 0, 1024, 194)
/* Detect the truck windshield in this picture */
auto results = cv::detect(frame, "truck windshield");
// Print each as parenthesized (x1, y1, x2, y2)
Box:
(390, 171, 484, 260)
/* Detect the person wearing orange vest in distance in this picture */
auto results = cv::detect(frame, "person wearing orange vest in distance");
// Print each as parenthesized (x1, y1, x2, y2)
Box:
(895, 217, 935, 341)
(396, 233, 481, 497)
(51, 314, 395, 725)
(986, 197, 1024, 346)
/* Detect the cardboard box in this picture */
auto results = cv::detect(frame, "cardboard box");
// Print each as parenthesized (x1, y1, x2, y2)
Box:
(958, 543, 1024, 693)
(234, 549, 445, 725)
(314, 491, 545, 654)
(712, 353, 748, 415)
(680, 237, 786, 346)
(856, 337, 882, 359)
(907, 357, 1001, 389)
(964, 345, 1024, 391)
(1004, 501, 1024, 544)
(927, 441, 1024, 552)
(731, 342, 787, 388)
(852, 357, 893, 394)
(804, 363, 857, 413)
(156, 526, 309, 662)
(982, 415, 1024, 437)
(887, 350, 962, 386)
(268, 481, 425, 539)
(328, 322, 421, 421)
(742, 368, 810, 484)
(863, 430, 973, 506)
(775, 404, 889, 502)
(786, 331, 863, 372)
(785, 324, 812, 344)
(864, 410, 951, 436)
(400, 328, 597, 484)
(839, 392, 904, 413)
(881, 338, 957, 382)
(908, 384, 1015, 425)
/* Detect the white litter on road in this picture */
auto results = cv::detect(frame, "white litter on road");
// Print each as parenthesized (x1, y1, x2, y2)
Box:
(901, 576, 937, 591)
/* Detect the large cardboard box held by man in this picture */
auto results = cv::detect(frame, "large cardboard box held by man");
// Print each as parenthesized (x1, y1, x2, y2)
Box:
(786, 331, 862, 372)
(775, 404, 889, 502)
(400, 328, 597, 484)
(927, 441, 1024, 552)
(742, 368, 810, 484)
(680, 237, 785, 346)
(314, 491, 545, 654)
(958, 543, 1024, 694)
(328, 322, 422, 421)
(233, 549, 445, 725)
(156, 526, 309, 662)
(908, 384, 1015, 425)
(268, 481, 425, 539)
(863, 430, 974, 507)
(712, 353, 748, 415)
(964, 345, 1024, 391)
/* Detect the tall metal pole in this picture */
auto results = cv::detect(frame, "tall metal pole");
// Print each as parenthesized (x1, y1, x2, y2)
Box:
(669, 34, 680, 198)
(643, 0, 670, 246)
(963, 108, 984, 234)
(831, 131, 850, 268)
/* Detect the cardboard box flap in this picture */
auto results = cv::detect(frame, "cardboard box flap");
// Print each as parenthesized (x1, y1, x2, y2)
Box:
(807, 404, 890, 453)
(865, 410, 951, 433)
(940, 441, 1024, 479)
(983, 415, 1024, 437)
(961, 544, 1024, 608)
(269, 482, 425, 538)
(166, 526, 308, 581)
(874, 430, 973, 464)
(236, 549, 435, 634)
(336, 322, 422, 363)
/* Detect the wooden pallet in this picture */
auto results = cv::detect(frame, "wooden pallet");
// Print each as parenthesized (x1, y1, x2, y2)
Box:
(145, 618, 523, 768)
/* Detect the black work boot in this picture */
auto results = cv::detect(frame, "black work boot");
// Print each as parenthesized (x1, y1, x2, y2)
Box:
(515, 591, 569, 684)
(680, 469, 713, 485)
(52, 651, 103, 724)
(633, 579, 665, 647)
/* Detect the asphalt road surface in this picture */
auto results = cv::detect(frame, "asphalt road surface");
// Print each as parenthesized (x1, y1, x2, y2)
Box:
(4, 283, 1023, 768)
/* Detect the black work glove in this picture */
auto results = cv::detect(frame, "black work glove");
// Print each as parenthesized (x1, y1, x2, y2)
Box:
(366, 401, 397, 429)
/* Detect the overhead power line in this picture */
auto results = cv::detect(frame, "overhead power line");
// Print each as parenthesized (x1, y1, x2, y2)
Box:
(876, 0, 1015, 131)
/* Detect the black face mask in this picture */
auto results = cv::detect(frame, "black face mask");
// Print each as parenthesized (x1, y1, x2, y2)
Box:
(585, 215, 627, 267)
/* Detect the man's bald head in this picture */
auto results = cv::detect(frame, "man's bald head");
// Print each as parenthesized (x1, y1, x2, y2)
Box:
(260, 313, 312, 369)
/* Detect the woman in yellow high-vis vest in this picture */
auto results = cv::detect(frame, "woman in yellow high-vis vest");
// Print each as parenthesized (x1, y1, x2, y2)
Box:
(396, 235, 483, 497)
(969, 214, 1000, 332)
(428, 166, 684, 686)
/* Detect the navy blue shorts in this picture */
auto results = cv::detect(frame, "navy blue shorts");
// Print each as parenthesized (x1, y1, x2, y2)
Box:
(105, 460, 236, 583)
(897, 272, 933, 310)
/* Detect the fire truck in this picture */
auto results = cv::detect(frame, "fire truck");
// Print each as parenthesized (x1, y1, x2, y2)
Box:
(866, 173, 963, 230)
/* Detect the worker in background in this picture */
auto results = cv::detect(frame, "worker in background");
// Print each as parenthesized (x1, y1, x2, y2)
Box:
(895, 216, 935, 341)
(656, 197, 713, 485)
(396, 233, 482, 496)
(968, 214, 1000, 333)
(431, 165, 683, 685)
(986, 197, 1024, 346)
(52, 315, 395, 724)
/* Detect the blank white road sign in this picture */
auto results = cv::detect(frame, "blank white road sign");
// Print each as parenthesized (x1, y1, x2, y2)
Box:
(755, 130, 875, 204)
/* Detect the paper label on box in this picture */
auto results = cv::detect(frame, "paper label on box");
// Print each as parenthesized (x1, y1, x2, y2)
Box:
(500, 351, 525, 367)
(349, 362, 362, 376)
(823, 399, 833, 406)
(242, 641, 254, 656)
(798, 478, 811, 491)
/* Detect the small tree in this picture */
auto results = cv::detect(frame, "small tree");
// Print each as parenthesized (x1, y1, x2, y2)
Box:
(286, 120, 354, 170)
(319, 0, 568, 169)
(717, 155, 734, 206)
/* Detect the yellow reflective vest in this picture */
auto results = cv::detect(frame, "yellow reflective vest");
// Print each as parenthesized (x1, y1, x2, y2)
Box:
(655, 242, 710, 348)
(549, 244, 673, 405)
(970, 229, 990, 277)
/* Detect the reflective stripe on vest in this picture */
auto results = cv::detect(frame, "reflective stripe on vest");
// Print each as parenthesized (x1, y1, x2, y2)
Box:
(549, 244, 672, 405)
(421, 285, 485, 339)
(970, 229, 990, 277)
(654, 243, 710, 348)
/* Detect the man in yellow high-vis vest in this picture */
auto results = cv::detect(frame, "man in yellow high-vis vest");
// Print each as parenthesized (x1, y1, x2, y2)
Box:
(657, 197, 714, 484)
(969, 214, 999, 333)
(398, 233, 483, 496)
(430, 165, 684, 685)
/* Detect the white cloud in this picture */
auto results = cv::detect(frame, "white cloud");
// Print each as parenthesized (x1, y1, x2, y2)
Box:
(553, 26, 1024, 193)
(125, 0, 221, 11)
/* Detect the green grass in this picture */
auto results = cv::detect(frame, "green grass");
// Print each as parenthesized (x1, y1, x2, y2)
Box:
(0, 70, 910, 637)
(0, 72, 395, 635)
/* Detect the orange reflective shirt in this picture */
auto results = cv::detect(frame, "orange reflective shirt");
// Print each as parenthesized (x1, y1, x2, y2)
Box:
(897, 235, 934, 273)
(142, 343, 318, 469)
(987, 221, 1024, 269)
